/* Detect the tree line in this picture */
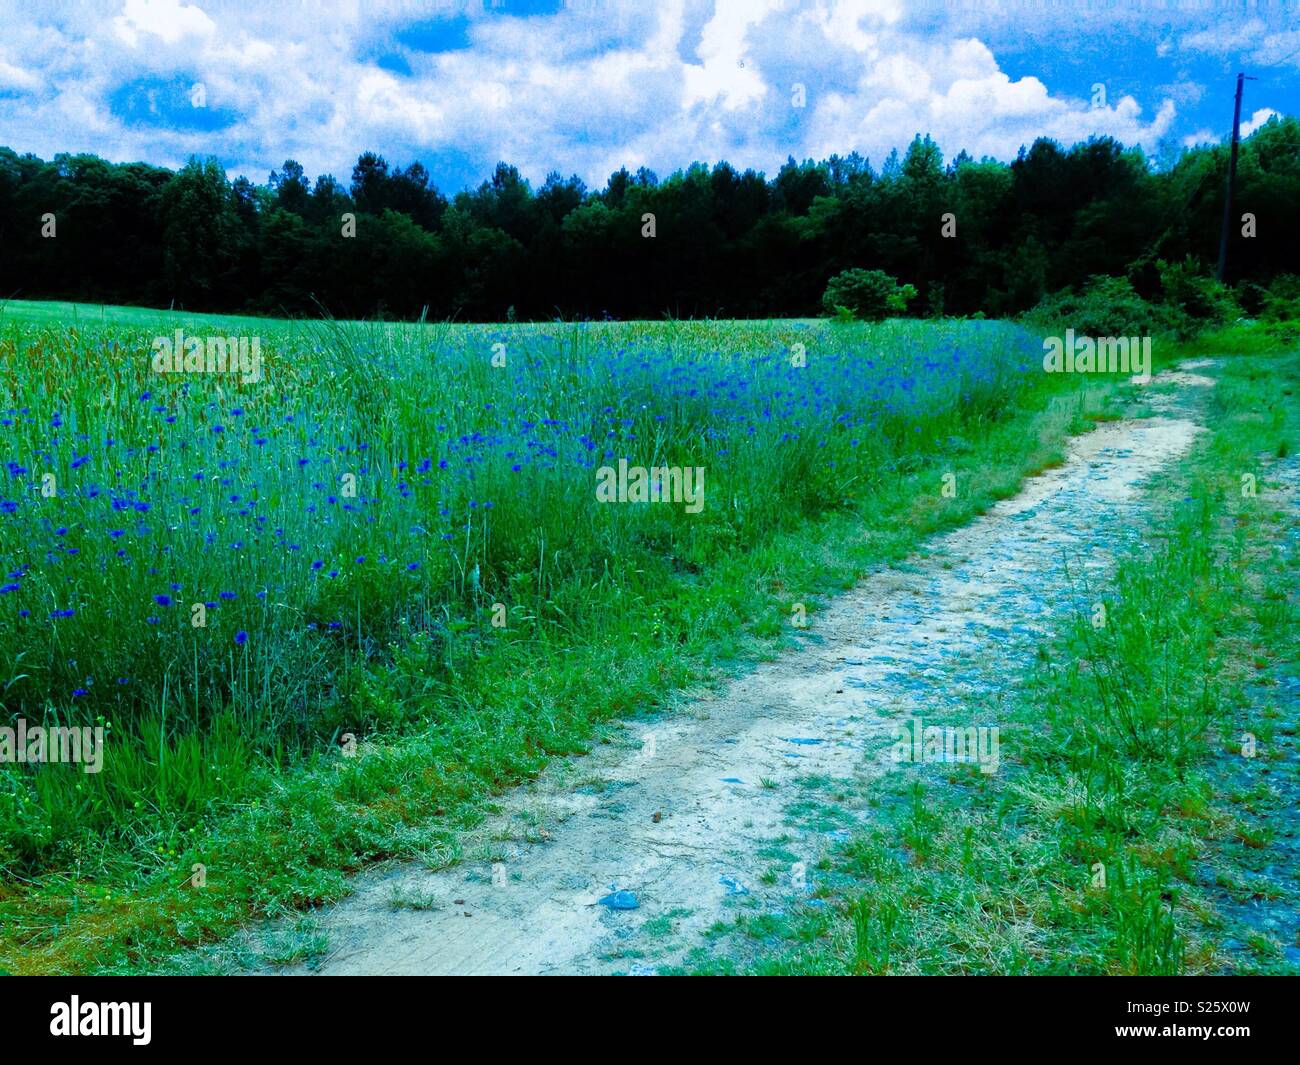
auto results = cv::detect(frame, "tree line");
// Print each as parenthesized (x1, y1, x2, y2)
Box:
(1, 117, 1296, 321)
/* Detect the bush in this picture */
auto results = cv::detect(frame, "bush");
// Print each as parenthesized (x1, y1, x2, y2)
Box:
(1260, 274, 1300, 323)
(1259, 275, 1300, 344)
(1026, 275, 1179, 338)
(1156, 257, 1240, 332)
(823, 269, 917, 322)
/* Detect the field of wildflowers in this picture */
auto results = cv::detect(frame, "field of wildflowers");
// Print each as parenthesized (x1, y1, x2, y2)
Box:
(0, 304, 1062, 964)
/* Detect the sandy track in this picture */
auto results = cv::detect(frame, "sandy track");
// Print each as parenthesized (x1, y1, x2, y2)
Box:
(256, 366, 1214, 975)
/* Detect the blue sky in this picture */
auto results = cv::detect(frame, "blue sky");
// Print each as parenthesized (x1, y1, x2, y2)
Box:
(1, 0, 1295, 193)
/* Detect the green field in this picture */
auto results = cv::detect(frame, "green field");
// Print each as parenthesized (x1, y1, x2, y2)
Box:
(0, 299, 1290, 974)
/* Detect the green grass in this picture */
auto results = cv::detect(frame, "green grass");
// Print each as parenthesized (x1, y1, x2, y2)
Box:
(0, 299, 1174, 973)
(684, 343, 1299, 975)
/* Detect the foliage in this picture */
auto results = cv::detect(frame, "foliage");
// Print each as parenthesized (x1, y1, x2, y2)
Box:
(1257, 273, 1300, 322)
(2, 116, 1298, 319)
(821, 268, 916, 321)
(1156, 257, 1241, 333)
(1025, 275, 1180, 337)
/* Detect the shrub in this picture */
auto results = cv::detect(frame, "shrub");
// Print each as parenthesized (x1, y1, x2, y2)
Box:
(1156, 257, 1240, 331)
(822, 269, 917, 322)
(1026, 275, 1179, 338)
(1260, 273, 1300, 323)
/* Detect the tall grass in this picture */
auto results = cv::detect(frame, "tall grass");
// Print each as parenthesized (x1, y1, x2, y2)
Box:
(7, 308, 1152, 982)
(0, 310, 1054, 870)
(0, 316, 1030, 714)
(0, 305, 1092, 951)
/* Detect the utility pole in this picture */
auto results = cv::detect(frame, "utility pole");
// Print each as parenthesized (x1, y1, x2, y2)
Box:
(1217, 72, 1256, 282)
